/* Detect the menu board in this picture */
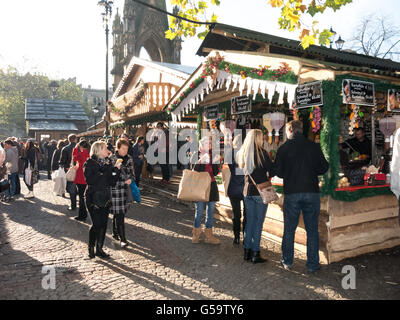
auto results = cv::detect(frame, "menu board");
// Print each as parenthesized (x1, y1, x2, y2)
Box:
(342, 79, 375, 106)
(204, 105, 219, 121)
(388, 89, 400, 112)
(295, 81, 323, 109)
(231, 95, 252, 115)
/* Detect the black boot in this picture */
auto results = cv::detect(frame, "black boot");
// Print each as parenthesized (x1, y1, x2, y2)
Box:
(112, 217, 119, 241)
(95, 228, 110, 259)
(251, 251, 267, 264)
(233, 233, 240, 246)
(244, 248, 252, 261)
(88, 228, 96, 259)
(117, 221, 128, 248)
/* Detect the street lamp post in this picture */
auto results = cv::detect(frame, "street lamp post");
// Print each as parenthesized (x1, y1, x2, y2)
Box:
(98, 0, 113, 137)
(49, 81, 59, 99)
(93, 103, 100, 130)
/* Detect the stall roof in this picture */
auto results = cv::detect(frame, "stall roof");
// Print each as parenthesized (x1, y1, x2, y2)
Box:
(112, 56, 196, 99)
(197, 23, 400, 73)
(25, 99, 89, 121)
(28, 120, 78, 131)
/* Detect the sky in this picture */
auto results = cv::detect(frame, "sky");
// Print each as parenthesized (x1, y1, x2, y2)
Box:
(0, 0, 399, 90)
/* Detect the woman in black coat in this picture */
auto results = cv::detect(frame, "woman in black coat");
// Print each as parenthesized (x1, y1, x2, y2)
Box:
(227, 135, 247, 246)
(84, 141, 121, 259)
(191, 137, 221, 245)
(51, 140, 67, 172)
(22, 140, 40, 199)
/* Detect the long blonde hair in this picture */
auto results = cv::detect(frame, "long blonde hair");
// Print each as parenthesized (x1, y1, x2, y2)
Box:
(237, 129, 265, 175)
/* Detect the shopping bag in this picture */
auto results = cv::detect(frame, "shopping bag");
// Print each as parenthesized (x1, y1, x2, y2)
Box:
(130, 180, 141, 203)
(65, 166, 77, 182)
(221, 167, 231, 197)
(24, 167, 32, 186)
(53, 177, 64, 195)
(177, 169, 211, 202)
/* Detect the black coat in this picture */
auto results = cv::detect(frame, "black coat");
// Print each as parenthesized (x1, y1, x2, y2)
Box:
(228, 160, 244, 200)
(244, 149, 276, 197)
(59, 142, 76, 172)
(51, 149, 62, 171)
(275, 133, 329, 194)
(83, 156, 120, 195)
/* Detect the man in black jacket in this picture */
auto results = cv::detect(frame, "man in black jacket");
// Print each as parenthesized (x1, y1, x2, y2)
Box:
(275, 120, 329, 273)
(59, 134, 77, 211)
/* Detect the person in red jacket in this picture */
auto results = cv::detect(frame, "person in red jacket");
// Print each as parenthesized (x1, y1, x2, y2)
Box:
(73, 140, 91, 221)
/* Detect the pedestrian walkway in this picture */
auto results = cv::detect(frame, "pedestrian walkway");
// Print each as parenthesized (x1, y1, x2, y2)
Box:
(0, 175, 399, 299)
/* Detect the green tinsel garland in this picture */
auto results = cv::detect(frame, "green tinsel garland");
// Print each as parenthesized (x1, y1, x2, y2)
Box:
(331, 187, 393, 202)
(197, 113, 203, 139)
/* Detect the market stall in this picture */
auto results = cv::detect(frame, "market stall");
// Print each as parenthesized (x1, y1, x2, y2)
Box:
(166, 45, 400, 264)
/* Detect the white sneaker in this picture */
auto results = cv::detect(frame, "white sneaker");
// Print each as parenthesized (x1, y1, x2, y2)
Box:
(25, 191, 34, 199)
(120, 241, 128, 248)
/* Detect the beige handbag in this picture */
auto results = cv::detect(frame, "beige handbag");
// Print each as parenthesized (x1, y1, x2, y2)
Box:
(177, 166, 211, 202)
(66, 148, 78, 182)
(248, 174, 279, 204)
(221, 167, 231, 197)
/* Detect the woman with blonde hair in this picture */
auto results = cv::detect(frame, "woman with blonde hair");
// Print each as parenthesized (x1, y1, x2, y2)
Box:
(237, 129, 275, 263)
(84, 141, 121, 259)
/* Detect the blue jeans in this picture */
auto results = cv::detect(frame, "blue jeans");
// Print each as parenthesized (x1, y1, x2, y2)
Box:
(194, 202, 216, 229)
(282, 193, 320, 271)
(8, 172, 17, 196)
(243, 196, 268, 252)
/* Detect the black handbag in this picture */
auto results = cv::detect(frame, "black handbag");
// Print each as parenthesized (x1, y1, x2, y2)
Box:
(92, 189, 111, 209)
(0, 179, 10, 192)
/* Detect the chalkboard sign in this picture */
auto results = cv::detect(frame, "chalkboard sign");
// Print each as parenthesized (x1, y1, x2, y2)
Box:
(231, 95, 252, 115)
(295, 81, 323, 109)
(342, 79, 375, 106)
(388, 89, 400, 112)
(204, 105, 219, 121)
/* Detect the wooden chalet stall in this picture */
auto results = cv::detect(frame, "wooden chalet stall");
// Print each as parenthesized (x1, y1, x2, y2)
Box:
(166, 23, 400, 264)
(109, 57, 196, 137)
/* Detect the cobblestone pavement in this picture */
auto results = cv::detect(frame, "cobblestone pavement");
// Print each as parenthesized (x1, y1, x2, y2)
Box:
(0, 174, 399, 300)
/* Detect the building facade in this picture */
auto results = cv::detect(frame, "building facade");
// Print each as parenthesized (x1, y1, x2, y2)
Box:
(111, 0, 182, 90)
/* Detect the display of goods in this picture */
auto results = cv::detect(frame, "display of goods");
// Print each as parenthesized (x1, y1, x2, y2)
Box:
(270, 112, 285, 144)
(311, 106, 321, 133)
(349, 104, 360, 135)
(263, 113, 274, 144)
(379, 117, 397, 142)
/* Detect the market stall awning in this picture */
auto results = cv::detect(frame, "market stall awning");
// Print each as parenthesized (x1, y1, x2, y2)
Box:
(165, 50, 299, 122)
(198, 23, 400, 74)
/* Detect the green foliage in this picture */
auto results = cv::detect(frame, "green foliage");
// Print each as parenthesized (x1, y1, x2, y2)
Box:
(167, 0, 353, 49)
(0, 66, 85, 136)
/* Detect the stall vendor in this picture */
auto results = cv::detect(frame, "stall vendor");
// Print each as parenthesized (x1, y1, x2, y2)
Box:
(341, 127, 372, 160)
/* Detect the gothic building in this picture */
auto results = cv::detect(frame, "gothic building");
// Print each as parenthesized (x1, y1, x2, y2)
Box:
(111, 0, 182, 90)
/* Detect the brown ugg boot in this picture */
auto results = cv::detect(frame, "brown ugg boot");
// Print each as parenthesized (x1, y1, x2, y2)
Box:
(204, 228, 221, 245)
(192, 227, 202, 244)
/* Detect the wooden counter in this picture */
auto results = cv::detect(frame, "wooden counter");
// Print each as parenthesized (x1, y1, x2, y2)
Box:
(215, 184, 400, 264)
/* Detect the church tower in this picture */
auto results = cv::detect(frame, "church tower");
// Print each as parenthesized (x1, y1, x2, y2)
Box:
(111, 0, 182, 90)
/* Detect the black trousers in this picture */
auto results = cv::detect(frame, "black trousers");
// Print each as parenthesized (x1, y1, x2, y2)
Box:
(134, 163, 143, 187)
(230, 198, 247, 237)
(15, 173, 21, 195)
(77, 184, 88, 219)
(160, 152, 170, 181)
(86, 197, 109, 248)
(67, 181, 77, 209)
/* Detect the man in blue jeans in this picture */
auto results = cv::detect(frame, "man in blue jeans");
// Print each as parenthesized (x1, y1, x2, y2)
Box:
(275, 120, 329, 273)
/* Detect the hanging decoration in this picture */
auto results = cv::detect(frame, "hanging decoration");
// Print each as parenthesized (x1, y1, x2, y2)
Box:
(348, 104, 361, 135)
(168, 52, 298, 122)
(263, 114, 274, 144)
(379, 117, 397, 143)
(270, 112, 286, 144)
